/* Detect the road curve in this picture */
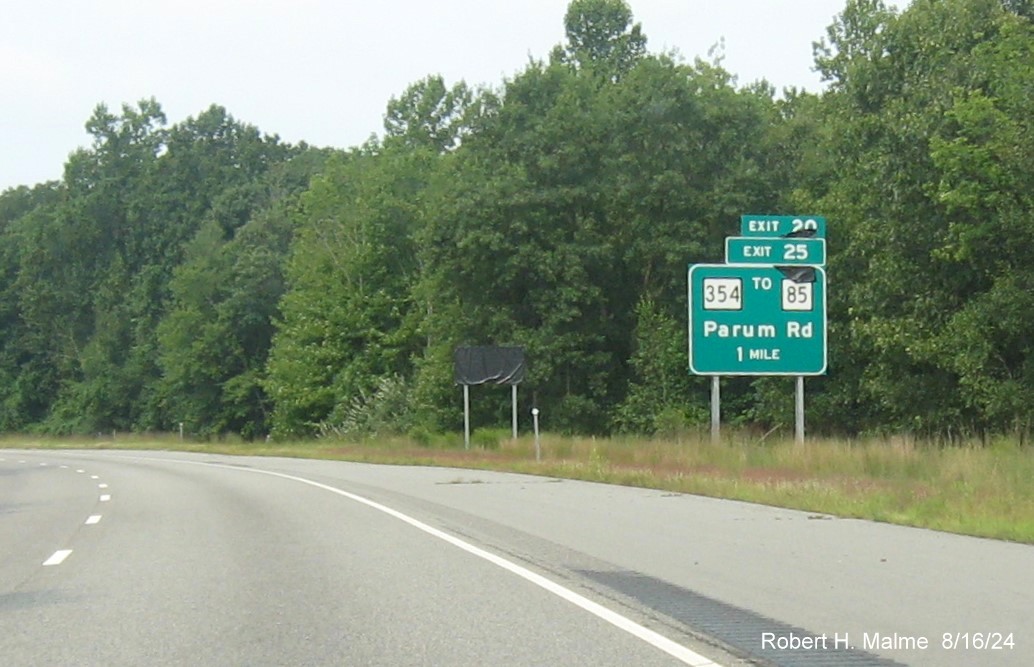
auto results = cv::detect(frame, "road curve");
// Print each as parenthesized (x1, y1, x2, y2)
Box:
(2, 448, 1032, 667)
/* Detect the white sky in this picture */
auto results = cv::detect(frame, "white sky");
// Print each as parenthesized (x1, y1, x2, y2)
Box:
(1, 1, 854, 192)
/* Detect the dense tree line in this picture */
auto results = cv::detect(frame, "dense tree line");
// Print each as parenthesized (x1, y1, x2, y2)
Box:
(1, 0, 1032, 440)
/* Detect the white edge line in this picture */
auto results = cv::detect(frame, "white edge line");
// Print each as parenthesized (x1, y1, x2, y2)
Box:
(85, 515, 102, 525)
(156, 457, 720, 667)
(43, 549, 73, 566)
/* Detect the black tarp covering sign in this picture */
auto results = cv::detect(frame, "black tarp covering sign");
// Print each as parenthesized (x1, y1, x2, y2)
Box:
(454, 346, 526, 386)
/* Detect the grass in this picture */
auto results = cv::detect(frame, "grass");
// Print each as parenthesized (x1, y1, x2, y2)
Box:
(4, 430, 1034, 544)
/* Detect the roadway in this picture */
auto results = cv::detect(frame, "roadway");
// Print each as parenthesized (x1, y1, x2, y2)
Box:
(2, 448, 1031, 666)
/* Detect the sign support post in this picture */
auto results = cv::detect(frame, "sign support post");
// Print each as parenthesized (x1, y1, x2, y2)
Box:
(711, 376, 721, 444)
(454, 346, 526, 450)
(795, 376, 805, 446)
(512, 385, 518, 439)
(463, 384, 471, 450)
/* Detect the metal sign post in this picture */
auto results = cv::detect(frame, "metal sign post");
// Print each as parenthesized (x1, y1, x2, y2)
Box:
(795, 376, 805, 446)
(463, 385, 471, 450)
(711, 376, 720, 444)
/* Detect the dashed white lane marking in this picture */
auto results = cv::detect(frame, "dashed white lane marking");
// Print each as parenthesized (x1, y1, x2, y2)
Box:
(60, 465, 68, 469)
(76, 469, 85, 474)
(98, 483, 108, 489)
(91, 475, 99, 479)
(99, 494, 111, 502)
(43, 550, 73, 566)
(85, 515, 102, 525)
(157, 457, 720, 667)
(40, 462, 48, 467)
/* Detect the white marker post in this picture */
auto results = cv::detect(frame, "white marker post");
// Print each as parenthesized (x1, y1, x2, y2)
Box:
(532, 408, 541, 462)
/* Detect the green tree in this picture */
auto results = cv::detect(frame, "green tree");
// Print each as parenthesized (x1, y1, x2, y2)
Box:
(0, 183, 64, 430)
(383, 75, 477, 153)
(157, 197, 298, 438)
(154, 136, 327, 438)
(266, 146, 429, 437)
(413, 16, 783, 433)
(558, 0, 647, 77)
(923, 13, 1034, 433)
(802, 0, 1034, 435)
(614, 298, 700, 433)
(0, 100, 303, 434)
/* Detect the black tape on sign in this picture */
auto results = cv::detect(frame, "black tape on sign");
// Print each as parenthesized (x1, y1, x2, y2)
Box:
(454, 346, 526, 386)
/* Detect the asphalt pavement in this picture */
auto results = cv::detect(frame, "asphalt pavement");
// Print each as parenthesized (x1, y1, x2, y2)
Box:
(2, 448, 1031, 666)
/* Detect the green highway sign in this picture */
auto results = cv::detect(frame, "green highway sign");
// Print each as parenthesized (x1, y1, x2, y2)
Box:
(741, 215, 827, 239)
(688, 264, 827, 376)
(725, 237, 826, 266)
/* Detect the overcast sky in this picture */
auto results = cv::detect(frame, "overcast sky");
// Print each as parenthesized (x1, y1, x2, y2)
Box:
(1, 1, 858, 192)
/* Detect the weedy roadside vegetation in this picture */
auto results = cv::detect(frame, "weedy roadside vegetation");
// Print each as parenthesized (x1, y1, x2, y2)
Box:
(4, 429, 1033, 544)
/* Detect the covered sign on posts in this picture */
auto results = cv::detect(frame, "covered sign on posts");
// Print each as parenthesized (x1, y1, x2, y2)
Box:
(454, 346, 526, 448)
(454, 346, 527, 385)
